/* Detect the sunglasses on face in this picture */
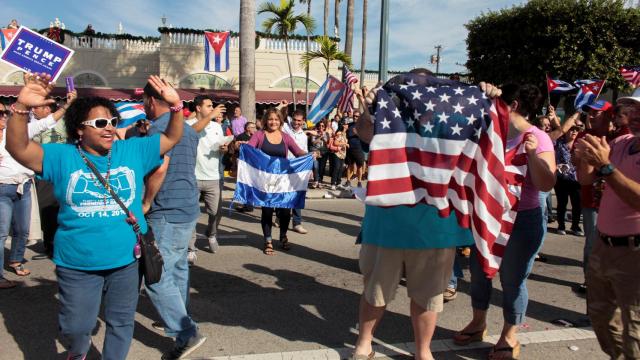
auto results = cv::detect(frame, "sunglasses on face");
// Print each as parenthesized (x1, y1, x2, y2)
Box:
(0, 110, 10, 117)
(82, 117, 119, 129)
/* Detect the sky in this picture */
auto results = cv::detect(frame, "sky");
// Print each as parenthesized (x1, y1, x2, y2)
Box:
(4, 0, 525, 74)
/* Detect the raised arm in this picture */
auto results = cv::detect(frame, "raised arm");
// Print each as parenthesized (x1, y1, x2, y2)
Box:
(6, 73, 56, 173)
(191, 104, 226, 133)
(146, 75, 184, 155)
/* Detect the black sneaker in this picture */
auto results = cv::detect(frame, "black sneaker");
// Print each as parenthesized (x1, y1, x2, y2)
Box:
(577, 283, 587, 294)
(161, 332, 207, 360)
(151, 321, 165, 331)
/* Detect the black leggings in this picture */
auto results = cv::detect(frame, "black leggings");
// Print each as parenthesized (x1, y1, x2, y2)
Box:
(261, 207, 291, 240)
(554, 176, 582, 231)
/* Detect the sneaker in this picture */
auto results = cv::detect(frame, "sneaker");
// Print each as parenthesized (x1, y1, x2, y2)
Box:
(292, 225, 308, 234)
(208, 236, 219, 253)
(26, 238, 39, 246)
(577, 283, 587, 294)
(330, 185, 337, 190)
(161, 332, 207, 360)
(570, 229, 584, 237)
(187, 250, 197, 266)
(444, 287, 457, 302)
(151, 321, 165, 331)
(556, 229, 566, 235)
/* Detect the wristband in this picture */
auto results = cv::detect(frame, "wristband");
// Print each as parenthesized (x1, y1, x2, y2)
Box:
(10, 103, 31, 115)
(169, 103, 184, 113)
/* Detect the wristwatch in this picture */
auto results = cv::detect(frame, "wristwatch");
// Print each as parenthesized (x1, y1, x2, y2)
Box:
(596, 163, 616, 177)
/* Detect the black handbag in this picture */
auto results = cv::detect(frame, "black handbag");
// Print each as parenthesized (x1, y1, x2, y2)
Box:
(78, 148, 164, 285)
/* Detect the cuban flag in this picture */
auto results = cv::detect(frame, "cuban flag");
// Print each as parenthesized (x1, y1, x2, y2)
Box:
(307, 75, 346, 124)
(546, 75, 575, 93)
(115, 102, 146, 128)
(204, 31, 230, 72)
(234, 145, 313, 209)
(574, 79, 606, 110)
(0, 28, 17, 50)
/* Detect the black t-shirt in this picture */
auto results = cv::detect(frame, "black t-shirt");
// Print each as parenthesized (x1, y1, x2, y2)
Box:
(346, 123, 362, 150)
(236, 132, 251, 142)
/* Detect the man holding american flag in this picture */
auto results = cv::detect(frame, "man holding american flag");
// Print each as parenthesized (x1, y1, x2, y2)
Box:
(350, 70, 556, 360)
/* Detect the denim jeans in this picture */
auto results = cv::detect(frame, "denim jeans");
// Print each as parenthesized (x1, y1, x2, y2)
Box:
(582, 207, 598, 275)
(470, 208, 544, 325)
(538, 191, 550, 239)
(56, 261, 140, 360)
(330, 154, 345, 186)
(145, 216, 198, 346)
(292, 208, 302, 226)
(448, 253, 464, 289)
(0, 182, 32, 280)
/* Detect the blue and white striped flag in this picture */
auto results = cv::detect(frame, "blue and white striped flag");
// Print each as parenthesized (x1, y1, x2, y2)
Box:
(115, 102, 146, 128)
(234, 145, 313, 209)
(307, 75, 346, 124)
(574, 79, 605, 110)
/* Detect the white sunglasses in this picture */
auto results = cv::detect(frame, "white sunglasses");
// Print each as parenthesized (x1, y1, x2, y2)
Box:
(82, 117, 119, 129)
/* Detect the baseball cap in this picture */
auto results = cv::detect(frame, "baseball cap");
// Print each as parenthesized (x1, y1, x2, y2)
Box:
(617, 88, 640, 105)
(582, 99, 612, 112)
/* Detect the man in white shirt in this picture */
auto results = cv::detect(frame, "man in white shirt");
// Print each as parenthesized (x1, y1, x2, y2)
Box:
(283, 110, 311, 234)
(186, 95, 227, 262)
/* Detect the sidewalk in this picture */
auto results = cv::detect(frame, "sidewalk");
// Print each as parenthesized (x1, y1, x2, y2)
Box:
(221, 176, 362, 200)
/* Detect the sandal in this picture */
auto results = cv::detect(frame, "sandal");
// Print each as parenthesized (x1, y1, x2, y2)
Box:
(488, 341, 520, 359)
(0, 279, 17, 289)
(263, 242, 276, 255)
(453, 328, 487, 346)
(9, 263, 31, 276)
(350, 351, 375, 360)
(280, 236, 291, 251)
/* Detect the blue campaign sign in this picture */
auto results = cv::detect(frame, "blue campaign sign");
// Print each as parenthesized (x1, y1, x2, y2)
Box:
(0, 26, 74, 82)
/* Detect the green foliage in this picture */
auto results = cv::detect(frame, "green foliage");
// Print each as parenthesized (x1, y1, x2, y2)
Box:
(258, 0, 316, 38)
(300, 36, 352, 75)
(465, 0, 640, 91)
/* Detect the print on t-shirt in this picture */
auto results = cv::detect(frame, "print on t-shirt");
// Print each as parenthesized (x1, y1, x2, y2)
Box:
(66, 166, 135, 215)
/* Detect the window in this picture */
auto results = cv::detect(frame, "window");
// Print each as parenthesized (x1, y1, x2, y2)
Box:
(74, 72, 107, 87)
(5, 71, 25, 85)
(273, 76, 319, 90)
(180, 73, 233, 89)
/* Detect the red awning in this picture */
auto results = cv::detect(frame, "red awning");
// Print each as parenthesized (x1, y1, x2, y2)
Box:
(0, 86, 315, 105)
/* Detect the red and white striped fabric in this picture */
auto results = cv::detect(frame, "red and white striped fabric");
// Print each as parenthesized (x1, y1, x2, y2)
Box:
(620, 66, 640, 88)
(364, 74, 525, 278)
(337, 67, 359, 113)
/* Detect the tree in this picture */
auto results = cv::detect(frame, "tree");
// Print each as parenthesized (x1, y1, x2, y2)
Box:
(344, 0, 354, 57)
(324, 0, 329, 36)
(466, 0, 640, 92)
(240, 0, 256, 122)
(259, 0, 316, 110)
(300, 36, 352, 78)
(359, 0, 367, 85)
(300, 0, 313, 114)
(334, 0, 341, 37)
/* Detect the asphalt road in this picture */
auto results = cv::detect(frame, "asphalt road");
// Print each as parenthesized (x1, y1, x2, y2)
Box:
(0, 198, 608, 359)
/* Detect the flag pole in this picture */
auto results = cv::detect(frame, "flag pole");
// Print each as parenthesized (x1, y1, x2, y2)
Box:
(545, 73, 551, 115)
(594, 78, 607, 101)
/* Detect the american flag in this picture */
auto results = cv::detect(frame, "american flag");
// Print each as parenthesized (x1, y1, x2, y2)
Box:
(620, 66, 640, 88)
(364, 74, 523, 278)
(337, 67, 359, 113)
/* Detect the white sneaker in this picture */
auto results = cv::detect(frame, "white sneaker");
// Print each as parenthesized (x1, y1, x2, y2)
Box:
(187, 250, 197, 265)
(293, 225, 308, 234)
(26, 238, 39, 246)
(208, 236, 219, 253)
(330, 185, 337, 190)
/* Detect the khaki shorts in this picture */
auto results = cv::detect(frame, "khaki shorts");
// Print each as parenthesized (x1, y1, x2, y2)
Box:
(359, 244, 456, 312)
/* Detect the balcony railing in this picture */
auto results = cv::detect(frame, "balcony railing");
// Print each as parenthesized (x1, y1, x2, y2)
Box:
(65, 35, 160, 52)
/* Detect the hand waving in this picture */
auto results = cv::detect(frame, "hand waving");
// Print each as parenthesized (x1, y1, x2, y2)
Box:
(147, 75, 181, 107)
(17, 72, 56, 108)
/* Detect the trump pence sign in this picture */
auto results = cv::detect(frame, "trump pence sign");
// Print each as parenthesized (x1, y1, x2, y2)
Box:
(0, 26, 74, 82)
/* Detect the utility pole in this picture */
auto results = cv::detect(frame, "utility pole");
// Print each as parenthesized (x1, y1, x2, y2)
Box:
(378, 0, 389, 82)
(433, 45, 442, 75)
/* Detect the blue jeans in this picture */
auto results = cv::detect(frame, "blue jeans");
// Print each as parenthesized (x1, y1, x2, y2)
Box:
(539, 191, 550, 239)
(0, 182, 32, 280)
(292, 208, 302, 226)
(448, 253, 464, 289)
(582, 207, 598, 275)
(56, 261, 140, 360)
(470, 208, 544, 325)
(145, 216, 198, 346)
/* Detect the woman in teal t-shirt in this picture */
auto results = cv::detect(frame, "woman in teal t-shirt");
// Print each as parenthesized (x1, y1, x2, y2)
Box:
(6, 73, 186, 360)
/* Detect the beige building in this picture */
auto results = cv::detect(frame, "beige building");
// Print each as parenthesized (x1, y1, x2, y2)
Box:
(0, 28, 381, 103)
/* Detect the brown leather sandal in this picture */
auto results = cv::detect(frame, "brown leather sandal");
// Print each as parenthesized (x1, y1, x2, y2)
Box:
(488, 341, 521, 360)
(263, 242, 276, 255)
(453, 328, 487, 346)
(9, 263, 30, 276)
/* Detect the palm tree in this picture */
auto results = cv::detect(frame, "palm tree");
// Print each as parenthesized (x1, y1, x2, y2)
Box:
(344, 0, 354, 57)
(334, 0, 341, 37)
(324, 0, 329, 36)
(240, 0, 256, 122)
(259, 0, 315, 110)
(359, 0, 367, 85)
(299, 0, 312, 114)
(300, 36, 352, 78)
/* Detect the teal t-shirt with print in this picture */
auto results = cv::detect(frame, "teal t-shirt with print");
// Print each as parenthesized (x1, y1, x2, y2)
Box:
(40, 135, 162, 270)
(361, 204, 474, 248)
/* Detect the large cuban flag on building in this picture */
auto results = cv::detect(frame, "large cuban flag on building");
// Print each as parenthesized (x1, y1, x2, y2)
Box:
(115, 102, 146, 128)
(204, 31, 230, 72)
(234, 145, 313, 209)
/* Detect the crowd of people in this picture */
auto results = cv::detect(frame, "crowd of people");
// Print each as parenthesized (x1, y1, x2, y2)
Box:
(0, 67, 639, 360)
